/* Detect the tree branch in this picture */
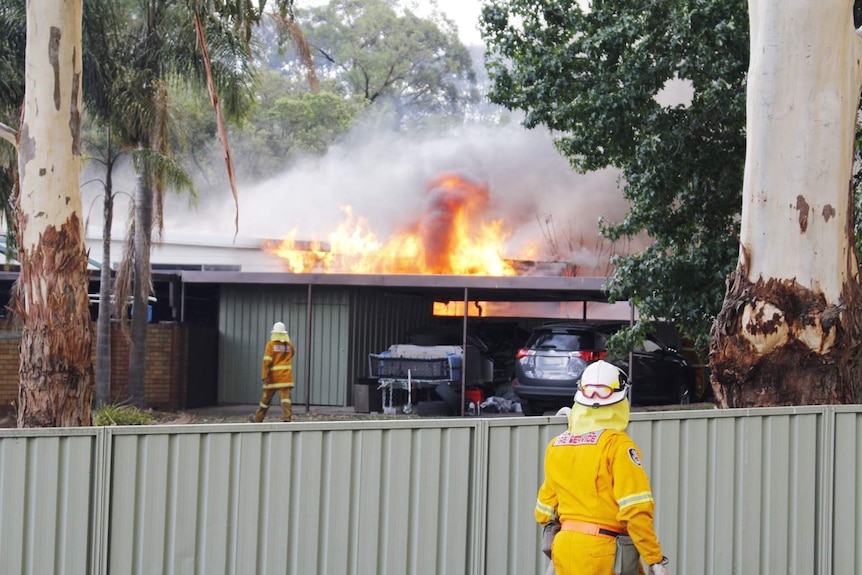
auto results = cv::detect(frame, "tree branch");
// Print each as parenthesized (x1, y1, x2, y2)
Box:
(0, 122, 17, 148)
(315, 46, 338, 65)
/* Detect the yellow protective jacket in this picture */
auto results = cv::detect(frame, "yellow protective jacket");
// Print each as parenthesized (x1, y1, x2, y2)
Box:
(261, 335, 295, 388)
(535, 428, 664, 566)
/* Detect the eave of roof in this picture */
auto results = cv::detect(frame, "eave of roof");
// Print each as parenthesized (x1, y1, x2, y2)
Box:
(178, 271, 614, 302)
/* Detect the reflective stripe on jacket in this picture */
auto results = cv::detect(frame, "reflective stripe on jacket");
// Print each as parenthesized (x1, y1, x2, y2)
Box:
(262, 339, 295, 387)
(535, 428, 663, 565)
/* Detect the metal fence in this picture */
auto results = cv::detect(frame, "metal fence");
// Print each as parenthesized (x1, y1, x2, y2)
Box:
(0, 406, 857, 575)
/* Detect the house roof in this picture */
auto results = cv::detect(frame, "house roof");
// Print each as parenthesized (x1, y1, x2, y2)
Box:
(178, 271, 614, 303)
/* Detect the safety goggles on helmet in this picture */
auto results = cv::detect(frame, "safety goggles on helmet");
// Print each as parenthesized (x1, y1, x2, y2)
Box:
(574, 360, 630, 408)
(578, 384, 619, 400)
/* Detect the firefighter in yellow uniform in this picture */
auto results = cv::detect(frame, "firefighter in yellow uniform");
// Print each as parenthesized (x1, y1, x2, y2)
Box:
(535, 360, 669, 575)
(252, 321, 296, 422)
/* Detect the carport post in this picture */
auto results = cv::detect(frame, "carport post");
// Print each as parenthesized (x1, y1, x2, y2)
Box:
(461, 287, 468, 416)
(305, 283, 313, 412)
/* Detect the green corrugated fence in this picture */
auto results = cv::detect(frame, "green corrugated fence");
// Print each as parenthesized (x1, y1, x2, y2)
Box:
(0, 406, 856, 574)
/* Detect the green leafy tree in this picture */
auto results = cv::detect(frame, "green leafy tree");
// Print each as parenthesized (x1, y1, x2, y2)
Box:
(175, 72, 363, 184)
(0, 1, 24, 254)
(481, 0, 749, 356)
(268, 88, 363, 155)
(301, 0, 477, 131)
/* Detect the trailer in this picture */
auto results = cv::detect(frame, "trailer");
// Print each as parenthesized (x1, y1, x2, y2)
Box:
(368, 343, 493, 413)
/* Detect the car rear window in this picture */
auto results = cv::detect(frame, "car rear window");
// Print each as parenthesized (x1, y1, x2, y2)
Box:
(526, 329, 602, 351)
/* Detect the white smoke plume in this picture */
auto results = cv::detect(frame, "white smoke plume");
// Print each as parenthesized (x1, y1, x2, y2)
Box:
(151, 120, 632, 273)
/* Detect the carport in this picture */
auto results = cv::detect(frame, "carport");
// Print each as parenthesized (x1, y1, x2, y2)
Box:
(178, 271, 631, 414)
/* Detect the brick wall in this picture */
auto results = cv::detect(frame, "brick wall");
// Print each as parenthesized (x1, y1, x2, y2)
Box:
(0, 319, 189, 413)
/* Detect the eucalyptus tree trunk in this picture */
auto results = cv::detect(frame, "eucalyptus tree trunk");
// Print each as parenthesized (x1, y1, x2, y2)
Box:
(95, 161, 115, 407)
(128, 148, 151, 408)
(15, 0, 94, 426)
(710, 0, 862, 406)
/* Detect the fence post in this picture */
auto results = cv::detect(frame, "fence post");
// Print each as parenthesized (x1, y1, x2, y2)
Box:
(90, 426, 112, 575)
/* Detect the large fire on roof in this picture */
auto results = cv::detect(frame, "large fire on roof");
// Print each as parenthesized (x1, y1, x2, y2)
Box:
(263, 173, 536, 276)
(260, 172, 637, 320)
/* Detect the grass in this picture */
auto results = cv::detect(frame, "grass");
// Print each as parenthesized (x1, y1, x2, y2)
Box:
(92, 403, 154, 426)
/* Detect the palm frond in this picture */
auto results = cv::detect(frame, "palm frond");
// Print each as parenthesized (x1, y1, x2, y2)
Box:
(113, 198, 147, 337)
(0, 0, 26, 110)
(131, 148, 197, 201)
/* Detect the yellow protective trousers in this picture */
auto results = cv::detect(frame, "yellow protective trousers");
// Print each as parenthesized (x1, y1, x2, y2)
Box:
(253, 387, 292, 422)
(551, 531, 645, 575)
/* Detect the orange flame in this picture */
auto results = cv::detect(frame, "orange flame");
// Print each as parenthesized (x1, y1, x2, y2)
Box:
(265, 173, 517, 275)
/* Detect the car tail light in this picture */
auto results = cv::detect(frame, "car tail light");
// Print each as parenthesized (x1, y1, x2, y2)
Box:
(569, 350, 607, 362)
(515, 348, 534, 360)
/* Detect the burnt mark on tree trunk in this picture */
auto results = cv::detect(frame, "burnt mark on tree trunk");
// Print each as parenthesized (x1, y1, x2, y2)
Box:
(49, 27, 61, 110)
(822, 204, 836, 222)
(795, 195, 810, 232)
(746, 302, 783, 336)
(710, 265, 862, 407)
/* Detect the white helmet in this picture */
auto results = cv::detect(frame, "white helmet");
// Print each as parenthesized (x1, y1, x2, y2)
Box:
(271, 321, 287, 334)
(574, 360, 629, 408)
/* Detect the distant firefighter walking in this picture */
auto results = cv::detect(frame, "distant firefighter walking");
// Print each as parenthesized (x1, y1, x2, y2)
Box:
(252, 322, 296, 422)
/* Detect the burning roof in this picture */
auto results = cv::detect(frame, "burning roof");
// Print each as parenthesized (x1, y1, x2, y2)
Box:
(263, 173, 533, 276)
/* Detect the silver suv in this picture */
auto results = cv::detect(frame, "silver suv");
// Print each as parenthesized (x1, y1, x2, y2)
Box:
(511, 322, 695, 415)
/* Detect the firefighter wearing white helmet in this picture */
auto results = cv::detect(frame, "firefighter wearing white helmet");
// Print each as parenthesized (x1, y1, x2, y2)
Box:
(252, 321, 296, 422)
(535, 360, 669, 575)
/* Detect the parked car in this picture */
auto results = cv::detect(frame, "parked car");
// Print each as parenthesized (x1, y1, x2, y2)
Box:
(511, 322, 695, 415)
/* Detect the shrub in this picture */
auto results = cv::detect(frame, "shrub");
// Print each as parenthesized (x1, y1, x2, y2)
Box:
(92, 403, 153, 426)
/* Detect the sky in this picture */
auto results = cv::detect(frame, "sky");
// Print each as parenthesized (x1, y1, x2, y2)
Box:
(301, 0, 486, 46)
(427, 0, 484, 45)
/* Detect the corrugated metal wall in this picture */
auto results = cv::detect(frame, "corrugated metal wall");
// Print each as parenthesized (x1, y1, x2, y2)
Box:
(347, 288, 435, 391)
(0, 428, 102, 575)
(483, 407, 827, 575)
(0, 407, 854, 574)
(218, 284, 349, 406)
(106, 421, 477, 575)
(832, 408, 860, 575)
(628, 409, 823, 575)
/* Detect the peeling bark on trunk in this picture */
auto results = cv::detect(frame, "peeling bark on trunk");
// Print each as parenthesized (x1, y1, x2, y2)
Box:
(15, 0, 94, 427)
(710, 0, 862, 407)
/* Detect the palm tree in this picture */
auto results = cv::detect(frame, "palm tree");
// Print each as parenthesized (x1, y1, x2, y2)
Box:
(1, 0, 305, 420)
(79, 0, 131, 407)
(109, 0, 300, 408)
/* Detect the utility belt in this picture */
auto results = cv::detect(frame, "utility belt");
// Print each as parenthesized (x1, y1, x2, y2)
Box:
(560, 520, 641, 575)
(560, 519, 627, 539)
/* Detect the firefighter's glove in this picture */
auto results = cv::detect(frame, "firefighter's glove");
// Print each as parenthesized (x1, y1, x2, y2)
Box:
(541, 520, 560, 559)
(649, 557, 669, 575)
